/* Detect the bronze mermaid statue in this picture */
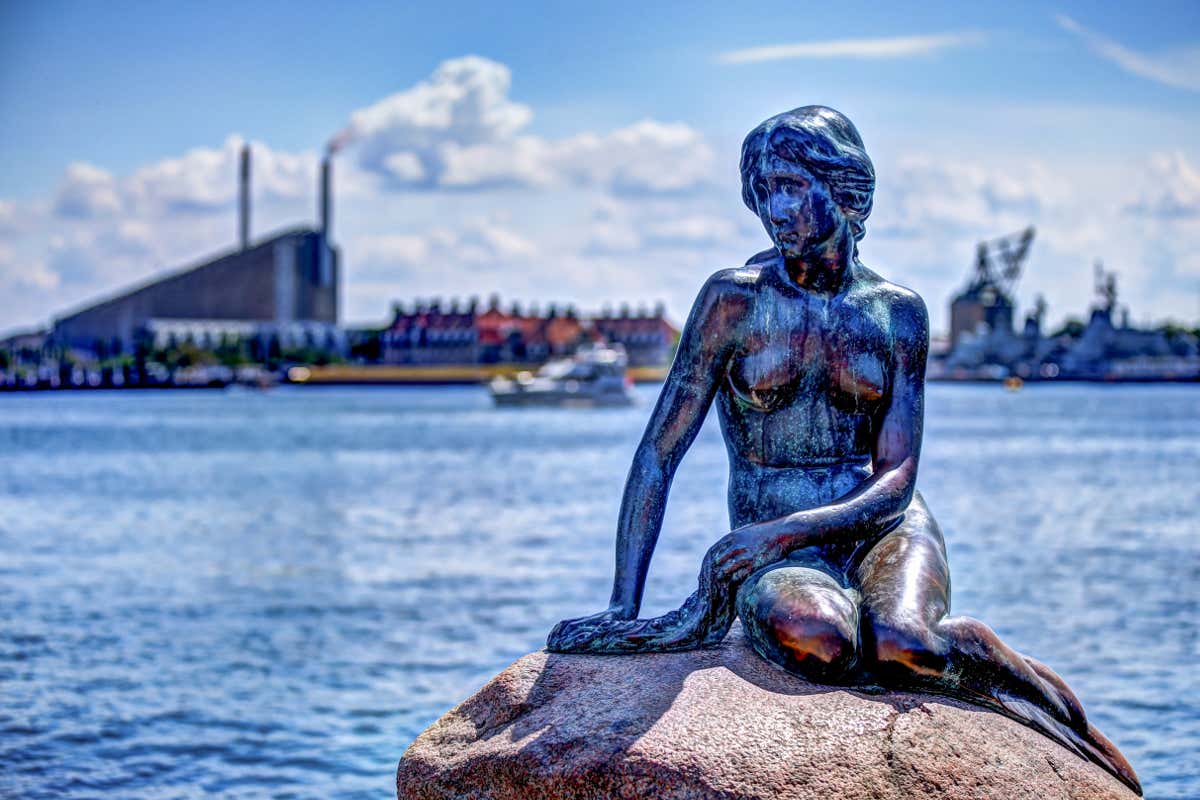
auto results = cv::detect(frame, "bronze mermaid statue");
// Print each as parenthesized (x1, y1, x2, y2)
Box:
(547, 106, 1140, 795)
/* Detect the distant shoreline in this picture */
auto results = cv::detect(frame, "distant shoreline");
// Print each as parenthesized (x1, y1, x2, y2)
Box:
(2, 374, 1197, 394)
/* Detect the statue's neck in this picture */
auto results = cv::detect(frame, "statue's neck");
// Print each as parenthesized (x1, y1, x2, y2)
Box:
(780, 226, 855, 293)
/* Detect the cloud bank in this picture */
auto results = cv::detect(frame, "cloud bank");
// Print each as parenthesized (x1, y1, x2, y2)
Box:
(335, 56, 714, 194)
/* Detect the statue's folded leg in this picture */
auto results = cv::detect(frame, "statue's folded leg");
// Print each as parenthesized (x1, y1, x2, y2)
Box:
(854, 500, 1142, 795)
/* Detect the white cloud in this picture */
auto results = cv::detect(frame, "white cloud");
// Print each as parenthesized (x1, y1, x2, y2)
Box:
(872, 156, 1047, 240)
(54, 163, 122, 218)
(126, 141, 237, 214)
(1056, 14, 1200, 92)
(0, 199, 30, 235)
(1118, 153, 1200, 310)
(50, 136, 318, 222)
(342, 56, 534, 187)
(552, 121, 715, 195)
(355, 233, 431, 267)
(717, 32, 984, 64)
(581, 196, 746, 256)
(0, 244, 59, 293)
(583, 218, 642, 256)
(1125, 151, 1200, 218)
(355, 218, 538, 276)
(337, 57, 714, 194)
(245, 143, 319, 204)
(438, 137, 555, 188)
(644, 215, 739, 247)
(46, 224, 159, 288)
(382, 152, 426, 183)
(126, 135, 316, 215)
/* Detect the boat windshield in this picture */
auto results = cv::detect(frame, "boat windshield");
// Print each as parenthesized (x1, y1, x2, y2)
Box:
(537, 350, 627, 381)
(537, 359, 582, 379)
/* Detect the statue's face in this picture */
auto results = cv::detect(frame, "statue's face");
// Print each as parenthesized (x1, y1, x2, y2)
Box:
(750, 160, 844, 260)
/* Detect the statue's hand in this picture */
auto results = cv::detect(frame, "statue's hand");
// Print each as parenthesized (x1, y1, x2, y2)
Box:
(702, 526, 786, 585)
(546, 607, 630, 652)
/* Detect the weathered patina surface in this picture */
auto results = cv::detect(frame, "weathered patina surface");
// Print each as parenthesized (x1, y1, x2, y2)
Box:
(546, 106, 1139, 794)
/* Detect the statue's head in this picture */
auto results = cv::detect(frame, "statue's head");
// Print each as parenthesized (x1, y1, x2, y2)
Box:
(740, 106, 875, 258)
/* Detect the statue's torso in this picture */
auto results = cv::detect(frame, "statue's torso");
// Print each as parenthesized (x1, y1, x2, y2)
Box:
(714, 260, 899, 528)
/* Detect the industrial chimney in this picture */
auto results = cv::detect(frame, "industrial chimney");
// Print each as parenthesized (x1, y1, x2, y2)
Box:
(320, 155, 332, 241)
(317, 154, 334, 288)
(239, 144, 251, 250)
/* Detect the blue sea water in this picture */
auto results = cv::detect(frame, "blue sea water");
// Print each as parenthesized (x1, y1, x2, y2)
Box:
(0, 384, 1196, 799)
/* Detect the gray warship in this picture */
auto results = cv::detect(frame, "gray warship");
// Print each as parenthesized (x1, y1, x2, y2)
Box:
(931, 228, 1199, 382)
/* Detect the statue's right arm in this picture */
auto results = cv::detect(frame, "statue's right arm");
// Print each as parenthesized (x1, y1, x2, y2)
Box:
(607, 273, 736, 618)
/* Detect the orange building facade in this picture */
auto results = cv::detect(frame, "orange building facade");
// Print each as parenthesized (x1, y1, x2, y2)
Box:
(381, 296, 677, 367)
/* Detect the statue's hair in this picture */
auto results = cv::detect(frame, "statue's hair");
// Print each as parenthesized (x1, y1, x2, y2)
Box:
(740, 106, 875, 242)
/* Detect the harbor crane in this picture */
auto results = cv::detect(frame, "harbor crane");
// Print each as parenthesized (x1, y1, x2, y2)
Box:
(949, 226, 1036, 349)
(968, 226, 1035, 300)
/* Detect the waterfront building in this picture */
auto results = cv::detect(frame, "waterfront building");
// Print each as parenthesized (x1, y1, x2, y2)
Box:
(591, 303, 676, 367)
(141, 318, 344, 354)
(0, 329, 51, 387)
(380, 296, 677, 367)
(50, 145, 340, 358)
(0, 328, 49, 361)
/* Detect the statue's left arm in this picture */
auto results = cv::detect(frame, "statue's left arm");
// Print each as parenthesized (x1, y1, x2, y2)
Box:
(706, 291, 929, 580)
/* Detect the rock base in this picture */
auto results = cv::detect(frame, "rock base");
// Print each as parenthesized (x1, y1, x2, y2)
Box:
(397, 624, 1135, 799)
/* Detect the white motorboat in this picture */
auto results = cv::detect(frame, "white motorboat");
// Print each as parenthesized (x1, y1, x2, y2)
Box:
(489, 345, 636, 407)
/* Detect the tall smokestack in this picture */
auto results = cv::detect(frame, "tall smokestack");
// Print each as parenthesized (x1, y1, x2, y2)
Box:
(239, 144, 251, 250)
(320, 155, 332, 241)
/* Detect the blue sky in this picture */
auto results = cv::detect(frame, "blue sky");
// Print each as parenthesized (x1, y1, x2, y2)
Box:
(1, 0, 1198, 335)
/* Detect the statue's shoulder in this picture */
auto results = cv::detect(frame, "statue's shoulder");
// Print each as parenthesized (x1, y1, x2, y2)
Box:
(703, 248, 779, 296)
(705, 260, 763, 287)
(682, 266, 759, 336)
(853, 267, 927, 317)
(700, 263, 763, 302)
(850, 267, 929, 343)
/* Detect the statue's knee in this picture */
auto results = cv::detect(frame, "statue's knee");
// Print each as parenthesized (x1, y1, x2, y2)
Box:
(866, 616, 945, 677)
(770, 611, 856, 678)
(739, 577, 857, 682)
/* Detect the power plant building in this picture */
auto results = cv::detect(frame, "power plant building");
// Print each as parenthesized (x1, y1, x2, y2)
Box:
(52, 147, 340, 355)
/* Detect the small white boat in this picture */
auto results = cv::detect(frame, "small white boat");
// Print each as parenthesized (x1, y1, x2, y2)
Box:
(489, 345, 636, 407)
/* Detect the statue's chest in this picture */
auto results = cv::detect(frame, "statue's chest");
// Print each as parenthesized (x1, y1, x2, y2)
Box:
(726, 299, 889, 413)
